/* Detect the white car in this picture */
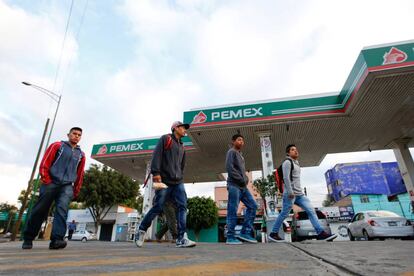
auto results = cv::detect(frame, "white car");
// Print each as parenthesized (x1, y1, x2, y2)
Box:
(65, 230, 97, 242)
(347, 210, 414, 241)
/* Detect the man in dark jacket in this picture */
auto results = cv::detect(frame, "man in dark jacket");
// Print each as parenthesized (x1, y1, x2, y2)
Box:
(135, 121, 196, 248)
(22, 127, 86, 250)
(225, 134, 258, 245)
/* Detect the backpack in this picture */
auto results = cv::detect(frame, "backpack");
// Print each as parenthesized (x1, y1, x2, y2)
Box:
(164, 134, 173, 150)
(274, 159, 294, 194)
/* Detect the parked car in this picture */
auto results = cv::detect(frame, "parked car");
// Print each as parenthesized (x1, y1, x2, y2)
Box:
(65, 230, 97, 242)
(347, 211, 414, 241)
(291, 210, 332, 242)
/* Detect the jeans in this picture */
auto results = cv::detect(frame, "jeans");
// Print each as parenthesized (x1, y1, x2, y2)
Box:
(24, 182, 73, 241)
(226, 183, 258, 239)
(139, 183, 187, 240)
(271, 193, 324, 234)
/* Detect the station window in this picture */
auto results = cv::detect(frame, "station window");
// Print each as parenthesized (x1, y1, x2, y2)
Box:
(360, 195, 370, 203)
(218, 200, 228, 209)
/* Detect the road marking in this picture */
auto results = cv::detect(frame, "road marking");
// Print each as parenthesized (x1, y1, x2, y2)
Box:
(0, 255, 185, 271)
(95, 260, 287, 275)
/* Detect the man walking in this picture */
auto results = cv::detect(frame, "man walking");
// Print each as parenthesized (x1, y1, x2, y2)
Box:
(135, 121, 196, 248)
(68, 220, 77, 240)
(268, 144, 337, 242)
(22, 127, 86, 249)
(225, 134, 258, 245)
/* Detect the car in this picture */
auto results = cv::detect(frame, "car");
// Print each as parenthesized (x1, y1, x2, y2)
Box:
(291, 210, 332, 242)
(65, 230, 97, 242)
(347, 210, 414, 241)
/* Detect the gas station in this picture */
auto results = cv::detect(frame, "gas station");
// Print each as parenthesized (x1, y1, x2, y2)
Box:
(91, 40, 414, 238)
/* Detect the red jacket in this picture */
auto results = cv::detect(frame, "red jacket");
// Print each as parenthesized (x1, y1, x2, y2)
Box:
(39, 141, 86, 198)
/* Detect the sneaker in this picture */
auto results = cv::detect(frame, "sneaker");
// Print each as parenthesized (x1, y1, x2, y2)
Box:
(49, 240, 67, 250)
(317, 231, 338, 241)
(237, 233, 258, 244)
(176, 233, 196, 248)
(226, 237, 243, 245)
(135, 230, 146, 247)
(268, 232, 286, 243)
(22, 240, 33, 250)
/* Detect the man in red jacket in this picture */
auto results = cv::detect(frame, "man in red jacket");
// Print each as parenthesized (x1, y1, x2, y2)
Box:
(22, 127, 86, 250)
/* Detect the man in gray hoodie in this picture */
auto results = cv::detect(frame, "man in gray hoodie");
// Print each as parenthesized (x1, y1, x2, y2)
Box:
(225, 134, 258, 245)
(268, 144, 337, 242)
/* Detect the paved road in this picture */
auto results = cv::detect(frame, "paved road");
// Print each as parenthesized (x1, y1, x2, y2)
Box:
(0, 240, 413, 275)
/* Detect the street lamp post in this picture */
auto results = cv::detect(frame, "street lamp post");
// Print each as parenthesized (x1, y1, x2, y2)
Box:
(10, 82, 61, 241)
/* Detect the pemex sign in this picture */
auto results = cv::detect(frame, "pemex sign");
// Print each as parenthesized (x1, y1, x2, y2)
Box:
(91, 136, 194, 158)
(184, 95, 344, 127)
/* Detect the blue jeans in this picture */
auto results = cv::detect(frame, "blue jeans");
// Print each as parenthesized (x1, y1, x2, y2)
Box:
(271, 193, 324, 234)
(139, 183, 187, 240)
(226, 183, 258, 239)
(24, 183, 73, 241)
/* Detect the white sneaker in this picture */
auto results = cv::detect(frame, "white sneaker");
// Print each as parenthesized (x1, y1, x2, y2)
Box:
(135, 230, 146, 247)
(176, 233, 196, 248)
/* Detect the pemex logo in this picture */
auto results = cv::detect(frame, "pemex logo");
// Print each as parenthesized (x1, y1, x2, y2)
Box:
(382, 47, 408, 65)
(192, 111, 207, 124)
(97, 145, 108, 155)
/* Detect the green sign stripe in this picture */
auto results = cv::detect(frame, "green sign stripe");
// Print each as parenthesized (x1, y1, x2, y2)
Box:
(338, 52, 367, 102)
(341, 63, 368, 106)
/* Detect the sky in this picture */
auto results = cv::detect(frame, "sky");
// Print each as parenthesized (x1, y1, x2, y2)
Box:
(1, 0, 414, 207)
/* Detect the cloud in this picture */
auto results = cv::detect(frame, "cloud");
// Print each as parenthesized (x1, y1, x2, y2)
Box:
(0, 0, 79, 204)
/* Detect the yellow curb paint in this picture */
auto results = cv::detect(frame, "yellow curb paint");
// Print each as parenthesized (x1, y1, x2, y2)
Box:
(96, 260, 287, 276)
(0, 255, 185, 271)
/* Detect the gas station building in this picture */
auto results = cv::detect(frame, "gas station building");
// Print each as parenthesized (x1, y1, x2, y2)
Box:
(91, 40, 414, 241)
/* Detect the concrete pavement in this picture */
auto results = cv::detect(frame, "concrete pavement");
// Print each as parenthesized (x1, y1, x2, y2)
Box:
(0, 240, 413, 275)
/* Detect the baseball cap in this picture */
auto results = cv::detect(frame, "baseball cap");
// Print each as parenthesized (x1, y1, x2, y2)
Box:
(171, 121, 190, 132)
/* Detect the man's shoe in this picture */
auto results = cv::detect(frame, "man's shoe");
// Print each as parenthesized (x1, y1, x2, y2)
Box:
(49, 240, 67, 250)
(226, 237, 243, 245)
(176, 233, 196, 248)
(135, 230, 146, 248)
(237, 233, 257, 244)
(317, 231, 337, 241)
(22, 240, 33, 249)
(268, 232, 286, 243)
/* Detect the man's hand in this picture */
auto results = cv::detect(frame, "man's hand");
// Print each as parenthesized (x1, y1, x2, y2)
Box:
(288, 193, 295, 199)
(153, 175, 162, 183)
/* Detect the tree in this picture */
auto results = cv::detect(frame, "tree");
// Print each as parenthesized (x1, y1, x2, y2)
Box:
(123, 196, 143, 212)
(186, 196, 218, 241)
(17, 179, 40, 207)
(252, 174, 277, 215)
(77, 164, 140, 230)
(322, 194, 335, 207)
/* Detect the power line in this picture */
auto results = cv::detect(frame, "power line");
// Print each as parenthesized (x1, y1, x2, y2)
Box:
(60, 0, 89, 94)
(52, 0, 75, 93)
